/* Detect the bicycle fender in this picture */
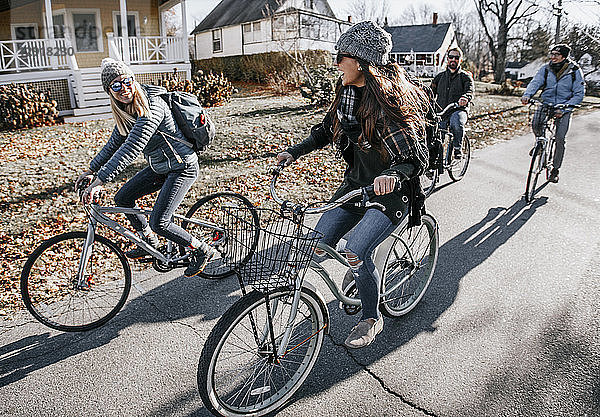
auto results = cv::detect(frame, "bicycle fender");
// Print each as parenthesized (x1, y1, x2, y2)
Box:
(301, 282, 330, 335)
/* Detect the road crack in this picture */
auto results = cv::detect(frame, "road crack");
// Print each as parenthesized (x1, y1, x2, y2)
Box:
(326, 333, 439, 417)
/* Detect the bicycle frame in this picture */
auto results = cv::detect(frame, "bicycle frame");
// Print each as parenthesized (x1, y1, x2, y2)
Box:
(75, 203, 223, 288)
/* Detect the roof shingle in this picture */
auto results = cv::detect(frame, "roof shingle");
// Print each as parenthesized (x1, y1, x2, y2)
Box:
(385, 23, 452, 53)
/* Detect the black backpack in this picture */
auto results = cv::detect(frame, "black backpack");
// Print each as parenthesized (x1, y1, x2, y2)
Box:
(159, 91, 215, 153)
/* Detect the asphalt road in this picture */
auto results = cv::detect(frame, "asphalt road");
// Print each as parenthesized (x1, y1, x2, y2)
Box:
(1, 111, 599, 417)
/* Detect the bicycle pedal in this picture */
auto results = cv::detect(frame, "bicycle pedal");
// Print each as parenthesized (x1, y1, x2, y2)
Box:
(136, 257, 154, 263)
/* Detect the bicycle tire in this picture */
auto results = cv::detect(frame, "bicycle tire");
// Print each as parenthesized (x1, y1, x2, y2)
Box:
(420, 168, 438, 197)
(198, 287, 327, 417)
(181, 192, 259, 279)
(525, 144, 543, 203)
(379, 214, 439, 318)
(20, 231, 131, 332)
(448, 135, 471, 181)
(545, 137, 556, 181)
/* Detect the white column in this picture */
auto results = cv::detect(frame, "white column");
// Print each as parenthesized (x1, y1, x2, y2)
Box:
(180, 0, 189, 63)
(44, 0, 59, 68)
(120, 0, 130, 64)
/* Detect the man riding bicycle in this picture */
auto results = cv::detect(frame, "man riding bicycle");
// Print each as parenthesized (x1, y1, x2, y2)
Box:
(430, 47, 474, 159)
(520, 44, 585, 183)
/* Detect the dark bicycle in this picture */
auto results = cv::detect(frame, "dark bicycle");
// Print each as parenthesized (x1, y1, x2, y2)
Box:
(524, 99, 576, 202)
(420, 102, 472, 196)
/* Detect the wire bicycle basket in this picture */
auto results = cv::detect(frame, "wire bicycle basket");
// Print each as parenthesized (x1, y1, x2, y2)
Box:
(222, 207, 322, 292)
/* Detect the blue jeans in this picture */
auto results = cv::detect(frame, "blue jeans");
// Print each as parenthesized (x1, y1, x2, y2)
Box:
(314, 207, 397, 321)
(532, 106, 571, 170)
(114, 162, 199, 247)
(440, 110, 468, 150)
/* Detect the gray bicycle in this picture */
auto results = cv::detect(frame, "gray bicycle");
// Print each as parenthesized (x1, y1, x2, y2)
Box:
(20, 184, 259, 332)
(197, 163, 439, 417)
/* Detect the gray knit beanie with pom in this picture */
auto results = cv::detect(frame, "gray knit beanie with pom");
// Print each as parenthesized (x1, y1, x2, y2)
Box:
(101, 58, 134, 92)
(335, 21, 392, 66)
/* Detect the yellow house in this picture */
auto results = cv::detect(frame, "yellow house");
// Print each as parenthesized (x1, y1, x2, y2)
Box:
(0, 0, 191, 121)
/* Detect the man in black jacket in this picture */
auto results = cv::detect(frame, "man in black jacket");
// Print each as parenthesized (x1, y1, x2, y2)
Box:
(430, 47, 474, 159)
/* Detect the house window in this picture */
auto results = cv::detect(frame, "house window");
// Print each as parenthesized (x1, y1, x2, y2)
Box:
(11, 24, 38, 40)
(304, 0, 314, 9)
(242, 22, 261, 44)
(72, 12, 100, 52)
(212, 29, 222, 52)
(113, 12, 139, 37)
(52, 14, 66, 38)
(273, 13, 298, 40)
(426, 54, 433, 65)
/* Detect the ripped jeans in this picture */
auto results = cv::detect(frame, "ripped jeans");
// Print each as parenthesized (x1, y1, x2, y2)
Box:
(314, 207, 397, 321)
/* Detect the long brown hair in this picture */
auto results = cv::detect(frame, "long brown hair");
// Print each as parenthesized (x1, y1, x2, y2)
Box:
(110, 81, 150, 136)
(328, 60, 429, 161)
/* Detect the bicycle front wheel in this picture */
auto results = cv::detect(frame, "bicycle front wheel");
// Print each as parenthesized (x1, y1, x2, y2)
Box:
(182, 192, 259, 279)
(525, 144, 543, 203)
(420, 167, 438, 197)
(448, 136, 471, 181)
(379, 214, 439, 318)
(198, 287, 327, 417)
(20, 232, 131, 332)
(545, 138, 556, 181)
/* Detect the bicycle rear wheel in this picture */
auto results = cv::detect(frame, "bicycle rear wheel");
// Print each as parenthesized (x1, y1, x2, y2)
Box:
(198, 287, 327, 417)
(525, 144, 543, 203)
(20, 232, 131, 332)
(379, 214, 439, 318)
(448, 136, 471, 181)
(182, 192, 259, 279)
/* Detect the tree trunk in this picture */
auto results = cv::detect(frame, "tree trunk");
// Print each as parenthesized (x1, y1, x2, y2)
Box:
(495, 25, 508, 83)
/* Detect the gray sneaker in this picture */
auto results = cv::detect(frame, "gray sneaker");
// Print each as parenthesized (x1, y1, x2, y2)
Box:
(344, 317, 384, 349)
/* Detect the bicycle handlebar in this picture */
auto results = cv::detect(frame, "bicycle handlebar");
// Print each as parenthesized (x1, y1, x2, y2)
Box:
(527, 98, 579, 110)
(435, 102, 465, 120)
(270, 162, 400, 215)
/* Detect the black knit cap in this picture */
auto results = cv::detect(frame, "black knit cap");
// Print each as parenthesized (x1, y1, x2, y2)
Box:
(335, 21, 392, 66)
(551, 44, 571, 58)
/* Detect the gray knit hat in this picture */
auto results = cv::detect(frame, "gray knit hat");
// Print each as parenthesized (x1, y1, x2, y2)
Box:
(101, 58, 134, 92)
(335, 21, 392, 66)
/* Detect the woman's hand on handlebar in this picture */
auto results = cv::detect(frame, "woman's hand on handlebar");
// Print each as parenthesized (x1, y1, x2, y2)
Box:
(373, 175, 397, 195)
(81, 177, 104, 205)
(75, 169, 94, 191)
(277, 151, 294, 167)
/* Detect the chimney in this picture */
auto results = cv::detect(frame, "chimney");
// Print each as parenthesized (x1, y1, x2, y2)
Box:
(433, 13, 438, 25)
(348, 15, 352, 23)
(384, 17, 388, 27)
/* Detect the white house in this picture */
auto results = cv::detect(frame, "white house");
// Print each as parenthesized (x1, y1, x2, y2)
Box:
(385, 19, 458, 77)
(1, 0, 191, 122)
(191, 0, 351, 60)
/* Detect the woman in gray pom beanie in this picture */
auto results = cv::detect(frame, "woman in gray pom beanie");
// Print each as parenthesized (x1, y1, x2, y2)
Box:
(277, 21, 430, 349)
(75, 58, 212, 277)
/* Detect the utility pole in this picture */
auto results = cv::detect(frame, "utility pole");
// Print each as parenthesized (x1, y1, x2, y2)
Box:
(554, 0, 563, 43)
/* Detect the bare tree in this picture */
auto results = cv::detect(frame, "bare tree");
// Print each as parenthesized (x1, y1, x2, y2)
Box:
(474, 0, 538, 82)
(397, 3, 435, 25)
(345, 0, 390, 26)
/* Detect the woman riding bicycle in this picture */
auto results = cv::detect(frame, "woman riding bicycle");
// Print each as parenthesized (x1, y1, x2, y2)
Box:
(277, 21, 429, 349)
(75, 58, 211, 277)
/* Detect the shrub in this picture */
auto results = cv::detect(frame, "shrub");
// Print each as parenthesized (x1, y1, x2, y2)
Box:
(266, 72, 295, 95)
(0, 83, 60, 131)
(299, 65, 337, 107)
(154, 69, 234, 107)
(192, 50, 331, 83)
(488, 79, 523, 96)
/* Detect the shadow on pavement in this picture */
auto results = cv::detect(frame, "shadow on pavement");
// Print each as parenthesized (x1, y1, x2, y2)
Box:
(0, 196, 549, 416)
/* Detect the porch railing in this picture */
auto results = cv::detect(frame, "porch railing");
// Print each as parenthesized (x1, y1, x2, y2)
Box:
(107, 34, 188, 64)
(0, 38, 72, 72)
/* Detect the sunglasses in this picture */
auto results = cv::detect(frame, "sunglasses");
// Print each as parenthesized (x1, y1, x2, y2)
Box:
(549, 52, 562, 57)
(335, 53, 355, 64)
(110, 77, 134, 92)
(448, 55, 461, 60)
